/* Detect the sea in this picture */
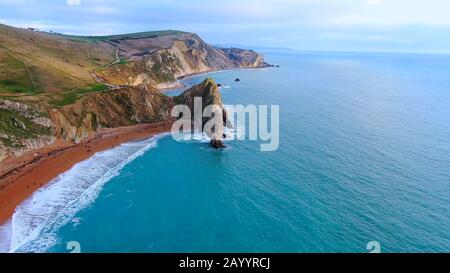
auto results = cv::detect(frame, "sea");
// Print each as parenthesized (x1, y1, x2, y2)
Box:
(1, 50, 449, 253)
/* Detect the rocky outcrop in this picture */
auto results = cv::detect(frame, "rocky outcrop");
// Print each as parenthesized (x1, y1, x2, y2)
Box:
(96, 33, 270, 90)
(0, 87, 173, 159)
(50, 87, 173, 143)
(174, 78, 228, 148)
(216, 47, 269, 68)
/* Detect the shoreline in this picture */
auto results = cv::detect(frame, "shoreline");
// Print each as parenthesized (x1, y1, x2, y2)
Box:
(177, 66, 272, 81)
(0, 65, 270, 226)
(160, 65, 272, 93)
(0, 121, 173, 225)
(158, 69, 223, 93)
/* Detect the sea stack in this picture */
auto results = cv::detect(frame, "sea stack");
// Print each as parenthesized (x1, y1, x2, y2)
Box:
(174, 78, 229, 149)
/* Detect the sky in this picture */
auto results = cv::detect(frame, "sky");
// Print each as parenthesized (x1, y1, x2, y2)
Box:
(0, 0, 449, 53)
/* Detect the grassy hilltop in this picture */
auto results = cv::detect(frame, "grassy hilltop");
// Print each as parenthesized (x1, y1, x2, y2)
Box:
(0, 24, 187, 106)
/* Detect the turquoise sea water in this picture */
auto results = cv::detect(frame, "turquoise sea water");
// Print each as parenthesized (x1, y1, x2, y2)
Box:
(3, 51, 450, 253)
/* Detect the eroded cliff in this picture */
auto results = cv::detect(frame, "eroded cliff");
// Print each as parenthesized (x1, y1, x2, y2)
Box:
(175, 78, 228, 148)
(0, 24, 269, 160)
(0, 87, 172, 159)
(95, 33, 270, 90)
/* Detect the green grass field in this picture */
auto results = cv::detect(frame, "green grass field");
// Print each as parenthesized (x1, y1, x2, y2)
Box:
(0, 51, 36, 95)
(51, 30, 185, 43)
(47, 83, 109, 107)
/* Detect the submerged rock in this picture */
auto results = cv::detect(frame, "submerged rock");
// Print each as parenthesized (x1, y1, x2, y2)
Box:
(235, 78, 240, 82)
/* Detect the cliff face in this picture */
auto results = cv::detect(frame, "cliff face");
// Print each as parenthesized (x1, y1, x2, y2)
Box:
(0, 87, 172, 159)
(95, 33, 269, 90)
(50, 87, 172, 143)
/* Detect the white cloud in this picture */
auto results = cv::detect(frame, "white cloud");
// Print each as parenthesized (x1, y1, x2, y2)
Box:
(66, 0, 81, 6)
(2, 0, 450, 52)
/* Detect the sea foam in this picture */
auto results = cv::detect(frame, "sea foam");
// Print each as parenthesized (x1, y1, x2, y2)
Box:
(173, 126, 243, 144)
(0, 134, 168, 253)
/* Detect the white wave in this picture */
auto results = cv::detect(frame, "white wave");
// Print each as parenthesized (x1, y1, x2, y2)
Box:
(0, 133, 168, 253)
(172, 126, 244, 144)
(0, 220, 12, 253)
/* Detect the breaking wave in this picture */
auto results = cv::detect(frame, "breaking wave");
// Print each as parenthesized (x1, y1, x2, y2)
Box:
(0, 134, 168, 253)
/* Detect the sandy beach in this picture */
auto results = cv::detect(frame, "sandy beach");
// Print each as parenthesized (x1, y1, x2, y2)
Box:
(0, 66, 242, 226)
(0, 121, 173, 225)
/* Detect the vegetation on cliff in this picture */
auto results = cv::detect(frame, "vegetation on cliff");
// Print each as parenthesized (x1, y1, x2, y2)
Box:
(0, 23, 268, 159)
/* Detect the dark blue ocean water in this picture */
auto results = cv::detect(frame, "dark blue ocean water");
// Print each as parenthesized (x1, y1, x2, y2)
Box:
(5, 51, 450, 253)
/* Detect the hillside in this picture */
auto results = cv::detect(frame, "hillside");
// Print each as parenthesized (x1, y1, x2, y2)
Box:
(0, 23, 115, 96)
(0, 23, 270, 162)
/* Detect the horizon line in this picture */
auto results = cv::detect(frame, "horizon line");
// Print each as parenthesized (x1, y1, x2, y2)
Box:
(4, 22, 449, 56)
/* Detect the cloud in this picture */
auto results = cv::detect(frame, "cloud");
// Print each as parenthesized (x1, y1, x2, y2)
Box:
(66, 0, 81, 6)
(1, 0, 450, 53)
